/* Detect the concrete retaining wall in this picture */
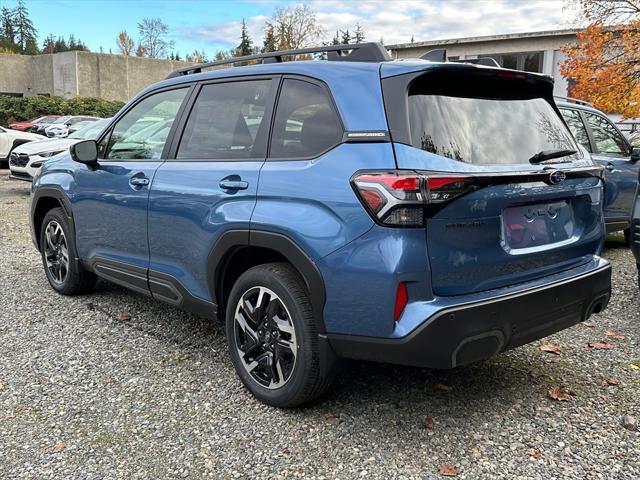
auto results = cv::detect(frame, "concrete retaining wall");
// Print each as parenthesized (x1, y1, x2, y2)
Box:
(0, 51, 194, 102)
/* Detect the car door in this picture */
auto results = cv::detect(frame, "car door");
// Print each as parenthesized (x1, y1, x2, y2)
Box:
(147, 77, 278, 304)
(72, 86, 191, 293)
(582, 111, 637, 228)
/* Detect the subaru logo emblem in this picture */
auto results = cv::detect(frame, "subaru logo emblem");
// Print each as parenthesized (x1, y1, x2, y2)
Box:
(548, 170, 566, 185)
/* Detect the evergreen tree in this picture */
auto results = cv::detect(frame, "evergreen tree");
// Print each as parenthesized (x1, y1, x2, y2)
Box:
(354, 23, 365, 44)
(54, 36, 67, 52)
(1, 7, 15, 44)
(12, 0, 37, 53)
(236, 18, 253, 56)
(41, 34, 55, 54)
(23, 36, 37, 54)
(262, 23, 276, 52)
(331, 30, 340, 45)
(340, 29, 351, 45)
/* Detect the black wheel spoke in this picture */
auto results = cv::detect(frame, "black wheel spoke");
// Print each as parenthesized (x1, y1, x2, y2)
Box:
(43, 220, 69, 285)
(234, 286, 297, 389)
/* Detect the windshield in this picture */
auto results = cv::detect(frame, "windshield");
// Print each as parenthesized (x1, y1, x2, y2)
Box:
(69, 119, 109, 139)
(408, 95, 581, 165)
(51, 116, 71, 125)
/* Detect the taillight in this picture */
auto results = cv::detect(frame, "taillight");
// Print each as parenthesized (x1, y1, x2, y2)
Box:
(352, 171, 472, 226)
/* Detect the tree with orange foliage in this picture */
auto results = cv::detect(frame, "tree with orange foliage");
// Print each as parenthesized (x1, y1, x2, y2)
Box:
(561, 0, 640, 118)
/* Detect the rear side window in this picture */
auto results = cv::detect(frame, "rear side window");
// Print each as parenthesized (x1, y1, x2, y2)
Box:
(177, 80, 274, 160)
(269, 79, 342, 159)
(583, 112, 630, 156)
(560, 108, 591, 152)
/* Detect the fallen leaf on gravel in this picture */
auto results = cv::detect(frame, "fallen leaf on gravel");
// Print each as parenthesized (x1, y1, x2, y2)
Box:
(53, 442, 65, 451)
(526, 449, 542, 459)
(604, 377, 620, 386)
(621, 415, 638, 432)
(433, 383, 452, 392)
(423, 417, 434, 429)
(547, 386, 573, 401)
(324, 412, 340, 425)
(605, 330, 625, 341)
(114, 313, 131, 322)
(540, 343, 561, 355)
(438, 463, 459, 477)
(630, 363, 640, 370)
(587, 342, 615, 350)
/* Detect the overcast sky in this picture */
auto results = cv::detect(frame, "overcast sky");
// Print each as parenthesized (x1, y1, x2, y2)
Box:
(5, 0, 579, 55)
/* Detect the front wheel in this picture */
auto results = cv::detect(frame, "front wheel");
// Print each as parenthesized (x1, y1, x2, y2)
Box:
(225, 263, 333, 407)
(40, 207, 97, 295)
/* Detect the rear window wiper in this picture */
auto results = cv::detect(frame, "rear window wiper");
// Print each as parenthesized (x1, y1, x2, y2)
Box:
(528, 149, 577, 164)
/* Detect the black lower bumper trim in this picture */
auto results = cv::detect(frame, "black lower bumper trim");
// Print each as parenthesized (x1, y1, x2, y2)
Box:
(9, 173, 32, 182)
(325, 264, 611, 369)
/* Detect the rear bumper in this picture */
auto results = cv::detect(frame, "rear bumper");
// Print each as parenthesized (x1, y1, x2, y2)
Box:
(325, 261, 611, 369)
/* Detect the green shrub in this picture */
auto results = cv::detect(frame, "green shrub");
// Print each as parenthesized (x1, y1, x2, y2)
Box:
(0, 95, 125, 125)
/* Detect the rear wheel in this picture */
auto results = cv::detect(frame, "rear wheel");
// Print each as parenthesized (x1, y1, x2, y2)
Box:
(225, 263, 332, 407)
(40, 207, 96, 295)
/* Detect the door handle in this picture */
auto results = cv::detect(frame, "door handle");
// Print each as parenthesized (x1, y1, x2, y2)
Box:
(605, 164, 617, 172)
(129, 176, 150, 186)
(219, 179, 249, 190)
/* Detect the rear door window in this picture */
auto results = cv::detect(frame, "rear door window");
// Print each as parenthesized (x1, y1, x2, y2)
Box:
(176, 79, 275, 160)
(583, 112, 630, 156)
(269, 79, 342, 159)
(560, 108, 591, 152)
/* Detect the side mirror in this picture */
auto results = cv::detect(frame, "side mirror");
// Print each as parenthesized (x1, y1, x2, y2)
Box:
(70, 139, 98, 165)
(631, 146, 640, 163)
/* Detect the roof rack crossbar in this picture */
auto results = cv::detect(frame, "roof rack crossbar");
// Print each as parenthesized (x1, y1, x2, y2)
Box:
(165, 42, 391, 79)
(553, 95, 593, 107)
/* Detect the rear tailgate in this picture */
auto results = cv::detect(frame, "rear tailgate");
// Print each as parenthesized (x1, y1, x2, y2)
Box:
(382, 62, 604, 296)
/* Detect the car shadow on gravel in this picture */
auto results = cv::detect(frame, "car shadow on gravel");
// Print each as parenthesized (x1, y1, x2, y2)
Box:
(90, 279, 586, 425)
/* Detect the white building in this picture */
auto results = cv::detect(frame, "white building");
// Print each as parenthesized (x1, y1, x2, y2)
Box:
(386, 29, 579, 98)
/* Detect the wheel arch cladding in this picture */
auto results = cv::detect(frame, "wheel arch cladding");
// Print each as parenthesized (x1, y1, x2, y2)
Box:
(31, 189, 74, 251)
(209, 230, 327, 333)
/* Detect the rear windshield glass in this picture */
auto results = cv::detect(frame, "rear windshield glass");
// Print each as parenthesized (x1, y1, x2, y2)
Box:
(408, 95, 581, 165)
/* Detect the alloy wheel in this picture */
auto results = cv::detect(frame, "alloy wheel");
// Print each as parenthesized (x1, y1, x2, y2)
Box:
(43, 220, 69, 284)
(233, 286, 298, 389)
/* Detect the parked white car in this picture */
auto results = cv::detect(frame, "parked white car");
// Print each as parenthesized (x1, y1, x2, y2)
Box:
(0, 126, 44, 168)
(9, 118, 109, 181)
(44, 116, 101, 138)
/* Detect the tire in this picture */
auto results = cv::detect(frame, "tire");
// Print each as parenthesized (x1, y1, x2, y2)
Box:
(624, 228, 631, 246)
(225, 262, 333, 407)
(40, 207, 97, 295)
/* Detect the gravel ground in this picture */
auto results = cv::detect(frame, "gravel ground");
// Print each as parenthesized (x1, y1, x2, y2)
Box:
(1, 169, 639, 479)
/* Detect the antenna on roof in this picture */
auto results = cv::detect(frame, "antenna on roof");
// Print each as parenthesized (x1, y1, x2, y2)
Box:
(420, 48, 447, 62)
(165, 42, 392, 79)
(419, 48, 500, 68)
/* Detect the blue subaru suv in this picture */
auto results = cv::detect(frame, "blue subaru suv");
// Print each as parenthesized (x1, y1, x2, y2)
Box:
(30, 43, 611, 407)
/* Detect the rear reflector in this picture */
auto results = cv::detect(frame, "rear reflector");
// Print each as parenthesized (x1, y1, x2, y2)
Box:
(394, 282, 408, 321)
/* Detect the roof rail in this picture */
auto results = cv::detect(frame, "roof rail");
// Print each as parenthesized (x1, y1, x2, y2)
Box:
(166, 42, 392, 79)
(554, 95, 593, 107)
(419, 48, 499, 67)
